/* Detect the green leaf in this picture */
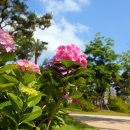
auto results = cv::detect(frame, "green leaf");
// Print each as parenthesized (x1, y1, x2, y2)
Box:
(27, 95, 41, 107)
(0, 64, 17, 74)
(22, 73, 36, 85)
(0, 74, 8, 83)
(20, 121, 35, 128)
(0, 83, 15, 91)
(66, 83, 75, 90)
(22, 106, 42, 122)
(50, 76, 59, 86)
(19, 82, 25, 88)
(69, 91, 82, 98)
(28, 81, 37, 87)
(62, 75, 73, 82)
(8, 93, 23, 111)
(55, 116, 65, 125)
(74, 68, 88, 77)
(0, 52, 15, 66)
(2, 106, 18, 126)
(36, 127, 40, 130)
(61, 60, 75, 68)
(3, 74, 19, 84)
(0, 101, 11, 109)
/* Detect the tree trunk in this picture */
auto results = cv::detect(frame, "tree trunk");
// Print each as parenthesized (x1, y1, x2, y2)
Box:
(35, 46, 38, 64)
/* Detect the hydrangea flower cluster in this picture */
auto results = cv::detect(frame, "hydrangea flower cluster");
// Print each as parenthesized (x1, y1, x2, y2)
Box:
(15, 59, 41, 75)
(0, 29, 15, 52)
(53, 44, 87, 68)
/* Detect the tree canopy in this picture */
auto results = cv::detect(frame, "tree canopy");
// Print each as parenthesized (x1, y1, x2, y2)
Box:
(84, 33, 120, 109)
(0, 0, 52, 61)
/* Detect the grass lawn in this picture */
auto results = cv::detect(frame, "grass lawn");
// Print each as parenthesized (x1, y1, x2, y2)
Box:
(66, 108, 130, 117)
(53, 115, 98, 130)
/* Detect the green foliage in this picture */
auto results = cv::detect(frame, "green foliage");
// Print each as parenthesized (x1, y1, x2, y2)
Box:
(69, 92, 82, 99)
(8, 93, 23, 112)
(109, 97, 128, 113)
(80, 98, 95, 111)
(27, 95, 42, 107)
(120, 49, 130, 69)
(53, 115, 97, 130)
(0, 0, 52, 60)
(117, 50, 130, 102)
(61, 60, 81, 68)
(22, 106, 42, 122)
(51, 110, 67, 129)
(0, 53, 43, 129)
(0, 49, 87, 130)
(0, 52, 15, 66)
(84, 33, 120, 109)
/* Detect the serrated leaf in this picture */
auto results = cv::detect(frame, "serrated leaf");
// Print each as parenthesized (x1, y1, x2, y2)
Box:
(3, 74, 19, 84)
(8, 93, 23, 111)
(27, 95, 41, 107)
(0, 83, 15, 91)
(22, 106, 42, 122)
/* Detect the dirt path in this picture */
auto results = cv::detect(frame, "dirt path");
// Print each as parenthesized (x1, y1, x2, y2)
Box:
(70, 113, 130, 130)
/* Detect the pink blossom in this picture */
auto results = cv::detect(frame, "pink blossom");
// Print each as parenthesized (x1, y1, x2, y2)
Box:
(64, 92, 69, 98)
(15, 59, 41, 75)
(64, 92, 81, 104)
(53, 44, 87, 68)
(0, 29, 15, 52)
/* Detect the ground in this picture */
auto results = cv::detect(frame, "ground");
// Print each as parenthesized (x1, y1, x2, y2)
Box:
(70, 113, 130, 130)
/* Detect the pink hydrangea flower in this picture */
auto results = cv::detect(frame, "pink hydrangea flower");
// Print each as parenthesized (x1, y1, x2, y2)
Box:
(53, 44, 87, 68)
(0, 29, 15, 52)
(15, 59, 41, 75)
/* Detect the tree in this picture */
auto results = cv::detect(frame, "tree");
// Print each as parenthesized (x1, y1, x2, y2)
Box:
(0, 0, 52, 60)
(84, 33, 120, 109)
(121, 49, 130, 70)
(119, 49, 130, 101)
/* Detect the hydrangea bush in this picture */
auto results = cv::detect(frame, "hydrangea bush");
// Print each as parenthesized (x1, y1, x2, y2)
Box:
(0, 29, 15, 52)
(0, 29, 87, 130)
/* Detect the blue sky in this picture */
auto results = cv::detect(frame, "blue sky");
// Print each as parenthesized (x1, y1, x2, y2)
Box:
(26, 0, 130, 64)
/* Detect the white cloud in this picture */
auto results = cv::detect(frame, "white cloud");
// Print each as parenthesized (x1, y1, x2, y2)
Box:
(32, 0, 90, 64)
(33, 18, 89, 62)
(39, 0, 90, 15)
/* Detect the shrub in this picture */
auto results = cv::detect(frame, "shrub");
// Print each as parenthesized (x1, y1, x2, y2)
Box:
(109, 97, 128, 113)
(80, 98, 95, 111)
